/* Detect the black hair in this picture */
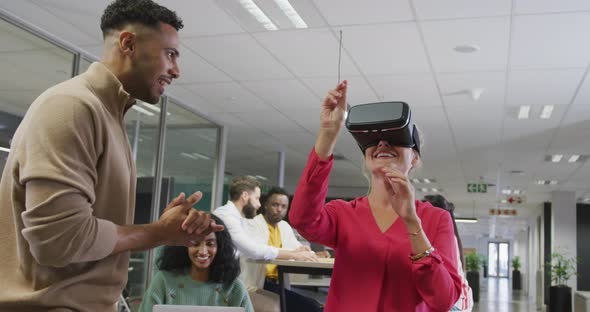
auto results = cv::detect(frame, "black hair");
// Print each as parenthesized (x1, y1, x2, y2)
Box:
(100, 0, 184, 37)
(423, 195, 465, 269)
(423, 194, 449, 211)
(259, 186, 290, 216)
(156, 215, 240, 285)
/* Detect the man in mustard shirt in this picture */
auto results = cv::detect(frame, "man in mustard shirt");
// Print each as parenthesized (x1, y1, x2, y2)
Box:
(248, 187, 329, 312)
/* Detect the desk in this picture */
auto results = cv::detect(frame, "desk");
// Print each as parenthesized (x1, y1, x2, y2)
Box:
(248, 259, 334, 312)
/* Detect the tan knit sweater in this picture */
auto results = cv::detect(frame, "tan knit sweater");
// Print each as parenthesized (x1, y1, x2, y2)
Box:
(0, 62, 137, 311)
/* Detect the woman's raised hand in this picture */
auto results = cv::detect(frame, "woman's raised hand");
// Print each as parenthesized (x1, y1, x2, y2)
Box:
(319, 80, 348, 134)
(315, 80, 348, 160)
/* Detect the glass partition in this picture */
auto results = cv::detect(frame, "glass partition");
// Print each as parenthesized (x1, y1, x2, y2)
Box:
(0, 17, 75, 172)
(161, 99, 220, 212)
(123, 100, 162, 309)
(79, 57, 93, 74)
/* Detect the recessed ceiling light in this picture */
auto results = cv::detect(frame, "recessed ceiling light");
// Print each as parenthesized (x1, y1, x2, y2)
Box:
(424, 178, 431, 184)
(420, 188, 428, 192)
(501, 189, 511, 195)
(550, 180, 558, 185)
(138, 101, 171, 116)
(273, 0, 307, 28)
(518, 105, 530, 120)
(192, 152, 211, 160)
(412, 178, 420, 183)
(180, 152, 200, 160)
(513, 190, 521, 195)
(131, 105, 155, 117)
(456, 217, 478, 223)
(551, 154, 563, 163)
(431, 188, 439, 192)
(569, 155, 580, 163)
(239, 0, 278, 31)
(453, 44, 480, 53)
(540, 105, 554, 119)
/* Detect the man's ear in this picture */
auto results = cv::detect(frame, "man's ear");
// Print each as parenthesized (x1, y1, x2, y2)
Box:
(241, 191, 249, 202)
(118, 31, 136, 55)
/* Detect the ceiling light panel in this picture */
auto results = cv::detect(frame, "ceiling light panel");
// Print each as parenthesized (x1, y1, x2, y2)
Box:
(540, 105, 554, 119)
(238, 0, 278, 31)
(273, 0, 307, 28)
(218, 0, 322, 32)
(551, 154, 563, 163)
(518, 105, 530, 119)
(568, 155, 580, 163)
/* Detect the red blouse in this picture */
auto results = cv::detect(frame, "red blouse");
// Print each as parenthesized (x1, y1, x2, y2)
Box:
(289, 149, 462, 312)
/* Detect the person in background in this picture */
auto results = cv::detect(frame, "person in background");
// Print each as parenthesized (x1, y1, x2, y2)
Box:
(422, 195, 464, 268)
(139, 215, 253, 312)
(289, 80, 462, 311)
(0, 1, 222, 311)
(246, 186, 327, 312)
(423, 195, 473, 311)
(213, 176, 317, 312)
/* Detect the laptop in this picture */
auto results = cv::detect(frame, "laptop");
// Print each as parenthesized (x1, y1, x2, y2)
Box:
(153, 305, 245, 312)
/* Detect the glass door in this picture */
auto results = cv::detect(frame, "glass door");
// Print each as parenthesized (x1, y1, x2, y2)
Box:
(488, 242, 510, 278)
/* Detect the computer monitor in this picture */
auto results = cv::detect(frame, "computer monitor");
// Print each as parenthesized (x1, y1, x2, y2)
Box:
(152, 305, 245, 312)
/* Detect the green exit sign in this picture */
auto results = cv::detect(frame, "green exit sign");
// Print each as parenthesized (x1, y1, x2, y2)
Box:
(467, 183, 487, 193)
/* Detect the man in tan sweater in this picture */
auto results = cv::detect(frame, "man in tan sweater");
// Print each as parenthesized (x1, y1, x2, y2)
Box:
(0, 1, 223, 311)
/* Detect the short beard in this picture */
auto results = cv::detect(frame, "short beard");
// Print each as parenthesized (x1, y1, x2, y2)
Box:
(265, 213, 284, 225)
(243, 203, 257, 219)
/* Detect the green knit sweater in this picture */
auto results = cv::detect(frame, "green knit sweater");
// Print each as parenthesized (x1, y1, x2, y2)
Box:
(139, 270, 254, 312)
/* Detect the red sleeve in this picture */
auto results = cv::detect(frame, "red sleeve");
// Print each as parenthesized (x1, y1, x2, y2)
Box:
(288, 148, 339, 248)
(411, 210, 462, 311)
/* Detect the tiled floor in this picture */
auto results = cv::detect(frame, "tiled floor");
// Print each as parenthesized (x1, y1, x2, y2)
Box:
(293, 276, 546, 311)
(474, 277, 542, 312)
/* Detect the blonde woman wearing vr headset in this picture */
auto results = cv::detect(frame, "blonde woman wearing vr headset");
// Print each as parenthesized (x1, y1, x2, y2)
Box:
(289, 81, 462, 312)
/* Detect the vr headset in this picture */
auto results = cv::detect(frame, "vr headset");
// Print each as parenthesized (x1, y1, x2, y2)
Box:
(345, 101, 421, 155)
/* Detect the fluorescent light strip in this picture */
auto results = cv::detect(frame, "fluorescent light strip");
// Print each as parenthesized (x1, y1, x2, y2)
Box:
(138, 101, 161, 113)
(273, 0, 308, 28)
(0, 146, 9, 153)
(192, 152, 211, 160)
(239, 0, 278, 31)
(456, 218, 478, 223)
(501, 189, 511, 195)
(423, 178, 431, 184)
(569, 155, 580, 163)
(255, 175, 268, 180)
(540, 105, 554, 119)
(518, 105, 530, 120)
(138, 101, 171, 116)
(551, 154, 563, 163)
(180, 152, 200, 160)
(550, 180, 558, 185)
(131, 105, 155, 117)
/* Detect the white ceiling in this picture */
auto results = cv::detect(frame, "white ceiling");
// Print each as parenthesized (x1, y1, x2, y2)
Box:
(2, 0, 590, 240)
